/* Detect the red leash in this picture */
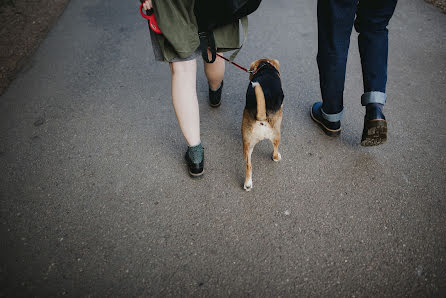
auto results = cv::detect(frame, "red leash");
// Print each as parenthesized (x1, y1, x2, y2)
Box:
(216, 53, 252, 73)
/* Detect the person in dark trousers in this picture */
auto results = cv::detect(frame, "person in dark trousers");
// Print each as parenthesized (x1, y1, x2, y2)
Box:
(310, 0, 398, 146)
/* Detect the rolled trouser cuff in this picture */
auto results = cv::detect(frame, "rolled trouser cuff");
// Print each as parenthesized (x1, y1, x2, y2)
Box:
(361, 91, 386, 106)
(321, 106, 344, 122)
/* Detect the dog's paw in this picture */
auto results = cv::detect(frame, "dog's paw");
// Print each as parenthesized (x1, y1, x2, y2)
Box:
(243, 179, 253, 191)
(272, 152, 281, 162)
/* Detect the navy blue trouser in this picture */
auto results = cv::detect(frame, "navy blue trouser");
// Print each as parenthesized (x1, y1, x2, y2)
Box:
(317, 0, 397, 121)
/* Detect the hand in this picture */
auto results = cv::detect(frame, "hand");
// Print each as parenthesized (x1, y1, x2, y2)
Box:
(142, 0, 153, 11)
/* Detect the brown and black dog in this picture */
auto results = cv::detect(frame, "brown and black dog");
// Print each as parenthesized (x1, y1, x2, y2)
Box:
(242, 59, 284, 191)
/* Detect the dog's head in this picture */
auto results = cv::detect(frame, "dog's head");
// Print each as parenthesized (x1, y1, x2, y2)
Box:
(249, 58, 280, 81)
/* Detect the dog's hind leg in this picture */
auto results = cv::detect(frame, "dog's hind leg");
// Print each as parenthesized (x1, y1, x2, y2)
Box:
(271, 109, 283, 162)
(271, 136, 281, 162)
(243, 142, 254, 191)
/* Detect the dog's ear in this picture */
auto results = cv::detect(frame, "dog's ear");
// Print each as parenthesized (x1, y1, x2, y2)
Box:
(270, 59, 280, 72)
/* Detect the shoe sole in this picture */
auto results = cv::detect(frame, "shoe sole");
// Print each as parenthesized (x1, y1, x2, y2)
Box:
(189, 170, 204, 178)
(185, 154, 204, 178)
(209, 101, 221, 108)
(361, 119, 387, 147)
(310, 107, 341, 137)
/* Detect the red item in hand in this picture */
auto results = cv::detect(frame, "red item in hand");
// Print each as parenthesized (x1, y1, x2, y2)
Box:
(139, 4, 162, 34)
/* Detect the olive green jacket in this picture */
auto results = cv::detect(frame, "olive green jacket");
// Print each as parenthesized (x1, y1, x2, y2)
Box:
(144, 0, 240, 61)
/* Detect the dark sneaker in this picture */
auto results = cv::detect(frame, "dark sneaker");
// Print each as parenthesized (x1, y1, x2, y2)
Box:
(209, 81, 223, 107)
(185, 145, 204, 177)
(361, 104, 387, 146)
(310, 102, 341, 137)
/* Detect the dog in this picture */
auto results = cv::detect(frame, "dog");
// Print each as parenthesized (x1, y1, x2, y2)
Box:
(242, 58, 284, 191)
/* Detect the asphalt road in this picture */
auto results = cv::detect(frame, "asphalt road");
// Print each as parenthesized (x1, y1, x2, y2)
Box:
(1, 0, 445, 296)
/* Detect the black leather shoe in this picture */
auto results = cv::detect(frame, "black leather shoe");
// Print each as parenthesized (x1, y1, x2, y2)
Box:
(361, 104, 387, 146)
(185, 151, 204, 178)
(310, 102, 341, 137)
(209, 81, 223, 108)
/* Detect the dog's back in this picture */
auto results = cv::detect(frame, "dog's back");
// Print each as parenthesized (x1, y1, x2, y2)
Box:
(244, 65, 284, 120)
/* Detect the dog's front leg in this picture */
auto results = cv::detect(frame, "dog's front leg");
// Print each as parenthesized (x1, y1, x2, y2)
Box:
(243, 143, 254, 191)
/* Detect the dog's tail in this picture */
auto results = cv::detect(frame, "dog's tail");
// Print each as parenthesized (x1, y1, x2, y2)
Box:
(252, 82, 267, 121)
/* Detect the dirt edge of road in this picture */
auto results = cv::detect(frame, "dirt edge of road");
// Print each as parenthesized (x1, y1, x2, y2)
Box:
(0, 0, 70, 96)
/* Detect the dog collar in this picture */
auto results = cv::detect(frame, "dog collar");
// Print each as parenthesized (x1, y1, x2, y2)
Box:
(252, 61, 279, 77)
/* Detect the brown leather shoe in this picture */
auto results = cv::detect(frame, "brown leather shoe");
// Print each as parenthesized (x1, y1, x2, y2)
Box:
(361, 105, 387, 146)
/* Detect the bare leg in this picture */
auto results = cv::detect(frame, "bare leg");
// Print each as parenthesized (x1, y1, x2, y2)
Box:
(203, 51, 225, 90)
(170, 59, 200, 147)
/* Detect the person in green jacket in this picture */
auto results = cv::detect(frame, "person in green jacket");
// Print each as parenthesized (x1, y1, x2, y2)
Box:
(141, 0, 240, 177)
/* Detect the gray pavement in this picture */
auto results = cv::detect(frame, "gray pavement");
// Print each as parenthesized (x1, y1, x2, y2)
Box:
(1, 0, 445, 296)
